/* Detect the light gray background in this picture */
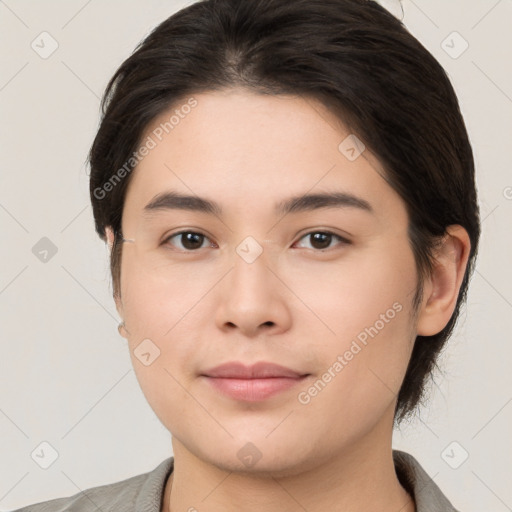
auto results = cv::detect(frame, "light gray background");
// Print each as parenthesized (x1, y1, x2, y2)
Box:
(1, 0, 511, 510)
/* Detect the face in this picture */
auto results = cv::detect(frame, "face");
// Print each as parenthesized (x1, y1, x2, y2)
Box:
(114, 88, 421, 476)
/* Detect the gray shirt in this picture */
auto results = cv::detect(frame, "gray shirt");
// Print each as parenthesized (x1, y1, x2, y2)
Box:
(11, 449, 459, 511)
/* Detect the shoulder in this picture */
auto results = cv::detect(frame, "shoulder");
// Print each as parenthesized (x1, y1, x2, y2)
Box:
(393, 449, 461, 512)
(10, 457, 174, 512)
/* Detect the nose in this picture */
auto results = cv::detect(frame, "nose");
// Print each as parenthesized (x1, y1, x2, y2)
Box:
(214, 245, 292, 338)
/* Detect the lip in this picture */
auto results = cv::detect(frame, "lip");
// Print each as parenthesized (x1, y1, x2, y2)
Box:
(201, 362, 309, 401)
(202, 361, 305, 379)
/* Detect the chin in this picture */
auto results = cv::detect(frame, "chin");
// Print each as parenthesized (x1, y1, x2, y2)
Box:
(187, 435, 324, 479)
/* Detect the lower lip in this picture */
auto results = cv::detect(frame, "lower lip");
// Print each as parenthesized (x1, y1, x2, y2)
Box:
(203, 376, 308, 401)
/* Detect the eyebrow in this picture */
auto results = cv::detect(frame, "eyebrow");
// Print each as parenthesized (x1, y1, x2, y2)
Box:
(143, 190, 374, 217)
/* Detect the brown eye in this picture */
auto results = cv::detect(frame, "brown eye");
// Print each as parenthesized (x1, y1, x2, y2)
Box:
(163, 231, 213, 251)
(295, 231, 350, 251)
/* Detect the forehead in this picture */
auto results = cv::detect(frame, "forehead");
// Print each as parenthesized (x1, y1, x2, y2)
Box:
(122, 88, 404, 222)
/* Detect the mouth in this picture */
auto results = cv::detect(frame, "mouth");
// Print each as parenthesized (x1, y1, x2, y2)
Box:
(200, 361, 310, 402)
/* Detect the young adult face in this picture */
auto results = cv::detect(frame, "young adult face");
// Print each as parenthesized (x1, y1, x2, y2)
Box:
(107, 87, 468, 476)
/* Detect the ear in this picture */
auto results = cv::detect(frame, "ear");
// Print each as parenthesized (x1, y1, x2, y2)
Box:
(416, 225, 471, 336)
(104, 226, 126, 331)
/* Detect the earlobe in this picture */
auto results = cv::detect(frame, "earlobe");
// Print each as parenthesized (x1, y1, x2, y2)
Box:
(105, 226, 115, 251)
(118, 320, 129, 339)
(416, 225, 471, 336)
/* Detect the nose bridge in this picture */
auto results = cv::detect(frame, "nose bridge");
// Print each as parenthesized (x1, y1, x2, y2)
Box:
(230, 235, 275, 298)
(214, 235, 290, 335)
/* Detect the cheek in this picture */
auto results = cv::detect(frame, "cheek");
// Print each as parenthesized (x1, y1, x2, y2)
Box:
(296, 239, 418, 400)
(120, 251, 199, 333)
(119, 253, 217, 376)
(288, 239, 417, 344)
(119, 257, 205, 429)
(293, 283, 416, 449)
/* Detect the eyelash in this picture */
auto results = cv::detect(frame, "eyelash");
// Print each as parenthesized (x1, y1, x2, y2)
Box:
(161, 230, 351, 252)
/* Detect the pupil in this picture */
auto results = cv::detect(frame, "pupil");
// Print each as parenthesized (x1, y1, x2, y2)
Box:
(312, 233, 330, 249)
(183, 233, 203, 249)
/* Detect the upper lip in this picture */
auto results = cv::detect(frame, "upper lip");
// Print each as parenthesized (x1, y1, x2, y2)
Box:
(201, 361, 306, 379)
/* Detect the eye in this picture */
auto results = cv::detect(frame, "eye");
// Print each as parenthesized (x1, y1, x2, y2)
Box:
(163, 230, 216, 251)
(294, 231, 350, 251)
(162, 229, 350, 252)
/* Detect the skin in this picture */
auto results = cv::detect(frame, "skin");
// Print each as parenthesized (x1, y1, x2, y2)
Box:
(106, 87, 470, 512)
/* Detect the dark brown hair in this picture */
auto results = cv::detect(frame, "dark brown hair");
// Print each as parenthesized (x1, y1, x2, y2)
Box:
(88, 0, 480, 426)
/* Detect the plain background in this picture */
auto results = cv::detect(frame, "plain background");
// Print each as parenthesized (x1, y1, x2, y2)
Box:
(1, 0, 511, 510)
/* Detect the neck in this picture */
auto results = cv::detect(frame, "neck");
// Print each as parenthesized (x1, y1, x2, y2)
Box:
(161, 424, 416, 512)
